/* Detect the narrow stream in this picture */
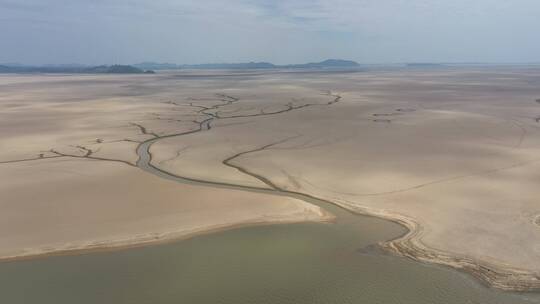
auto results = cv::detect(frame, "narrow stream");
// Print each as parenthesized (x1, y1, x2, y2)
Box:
(1, 126, 539, 303)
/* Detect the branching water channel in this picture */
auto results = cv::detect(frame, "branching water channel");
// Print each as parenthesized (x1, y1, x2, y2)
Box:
(1, 93, 539, 303)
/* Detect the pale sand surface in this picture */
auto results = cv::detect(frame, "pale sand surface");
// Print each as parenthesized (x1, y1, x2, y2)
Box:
(0, 157, 327, 259)
(149, 68, 540, 289)
(1, 69, 540, 289)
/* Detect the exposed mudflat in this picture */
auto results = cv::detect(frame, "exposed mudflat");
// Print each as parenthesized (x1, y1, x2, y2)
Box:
(1, 67, 540, 292)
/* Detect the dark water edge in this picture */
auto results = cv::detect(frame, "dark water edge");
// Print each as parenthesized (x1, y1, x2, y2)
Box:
(1, 210, 539, 304)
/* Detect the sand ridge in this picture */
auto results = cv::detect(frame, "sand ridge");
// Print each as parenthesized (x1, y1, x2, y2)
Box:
(0, 158, 331, 261)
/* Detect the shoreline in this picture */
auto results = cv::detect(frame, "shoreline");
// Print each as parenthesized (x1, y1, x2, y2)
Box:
(332, 199, 540, 292)
(2, 169, 538, 292)
(131, 85, 540, 292)
(2, 147, 538, 292)
(0, 208, 335, 263)
(2, 72, 539, 295)
(5, 175, 539, 293)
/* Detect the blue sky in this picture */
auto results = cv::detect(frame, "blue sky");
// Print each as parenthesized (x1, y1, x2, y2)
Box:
(1, 0, 539, 64)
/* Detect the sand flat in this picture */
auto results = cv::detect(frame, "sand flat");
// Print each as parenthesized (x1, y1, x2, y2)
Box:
(0, 157, 327, 259)
(1, 68, 540, 289)
(149, 68, 540, 289)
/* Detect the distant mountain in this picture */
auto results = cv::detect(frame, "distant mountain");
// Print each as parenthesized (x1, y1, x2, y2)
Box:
(0, 59, 361, 73)
(0, 64, 154, 74)
(181, 62, 276, 69)
(134, 62, 180, 70)
(85, 65, 154, 74)
(284, 59, 360, 69)
(0, 65, 12, 72)
(134, 59, 360, 70)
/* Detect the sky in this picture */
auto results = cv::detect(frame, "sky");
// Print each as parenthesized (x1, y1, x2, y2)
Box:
(1, 0, 540, 65)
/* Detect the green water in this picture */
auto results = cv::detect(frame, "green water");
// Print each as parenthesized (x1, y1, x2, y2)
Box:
(1, 205, 539, 303)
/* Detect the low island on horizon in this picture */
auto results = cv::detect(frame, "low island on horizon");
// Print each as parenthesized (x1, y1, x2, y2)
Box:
(0, 59, 363, 74)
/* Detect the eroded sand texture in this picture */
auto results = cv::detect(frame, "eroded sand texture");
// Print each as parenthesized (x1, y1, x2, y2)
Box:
(1, 68, 540, 289)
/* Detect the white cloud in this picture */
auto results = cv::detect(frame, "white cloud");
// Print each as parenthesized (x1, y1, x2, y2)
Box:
(0, 0, 539, 64)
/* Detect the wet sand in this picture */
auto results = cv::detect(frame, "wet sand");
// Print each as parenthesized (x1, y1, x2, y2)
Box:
(0, 158, 328, 260)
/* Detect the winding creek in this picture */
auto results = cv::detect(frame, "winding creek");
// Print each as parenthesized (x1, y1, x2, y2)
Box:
(1, 96, 540, 303)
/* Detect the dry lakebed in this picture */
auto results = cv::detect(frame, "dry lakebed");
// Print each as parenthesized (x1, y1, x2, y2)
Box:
(1, 67, 540, 303)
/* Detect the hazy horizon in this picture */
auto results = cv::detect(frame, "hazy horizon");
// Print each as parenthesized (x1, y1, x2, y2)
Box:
(1, 0, 540, 65)
(4, 59, 540, 67)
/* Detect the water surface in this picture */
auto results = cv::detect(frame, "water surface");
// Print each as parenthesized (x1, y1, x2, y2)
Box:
(1, 201, 539, 304)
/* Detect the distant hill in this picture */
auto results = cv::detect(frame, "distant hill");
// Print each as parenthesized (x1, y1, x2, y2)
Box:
(0, 64, 154, 74)
(0, 65, 12, 72)
(85, 65, 154, 74)
(134, 62, 180, 70)
(133, 59, 360, 70)
(180, 62, 276, 69)
(284, 59, 360, 69)
(0, 59, 361, 73)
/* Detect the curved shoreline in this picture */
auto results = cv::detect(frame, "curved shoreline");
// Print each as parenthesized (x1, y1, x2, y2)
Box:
(0, 209, 335, 263)
(3, 89, 539, 293)
(139, 133, 540, 292)
(3, 137, 539, 292)
(332, 199, 540, 292)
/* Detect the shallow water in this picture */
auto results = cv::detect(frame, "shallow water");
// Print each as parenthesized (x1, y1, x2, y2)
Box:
(1, 202, 539, 304)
